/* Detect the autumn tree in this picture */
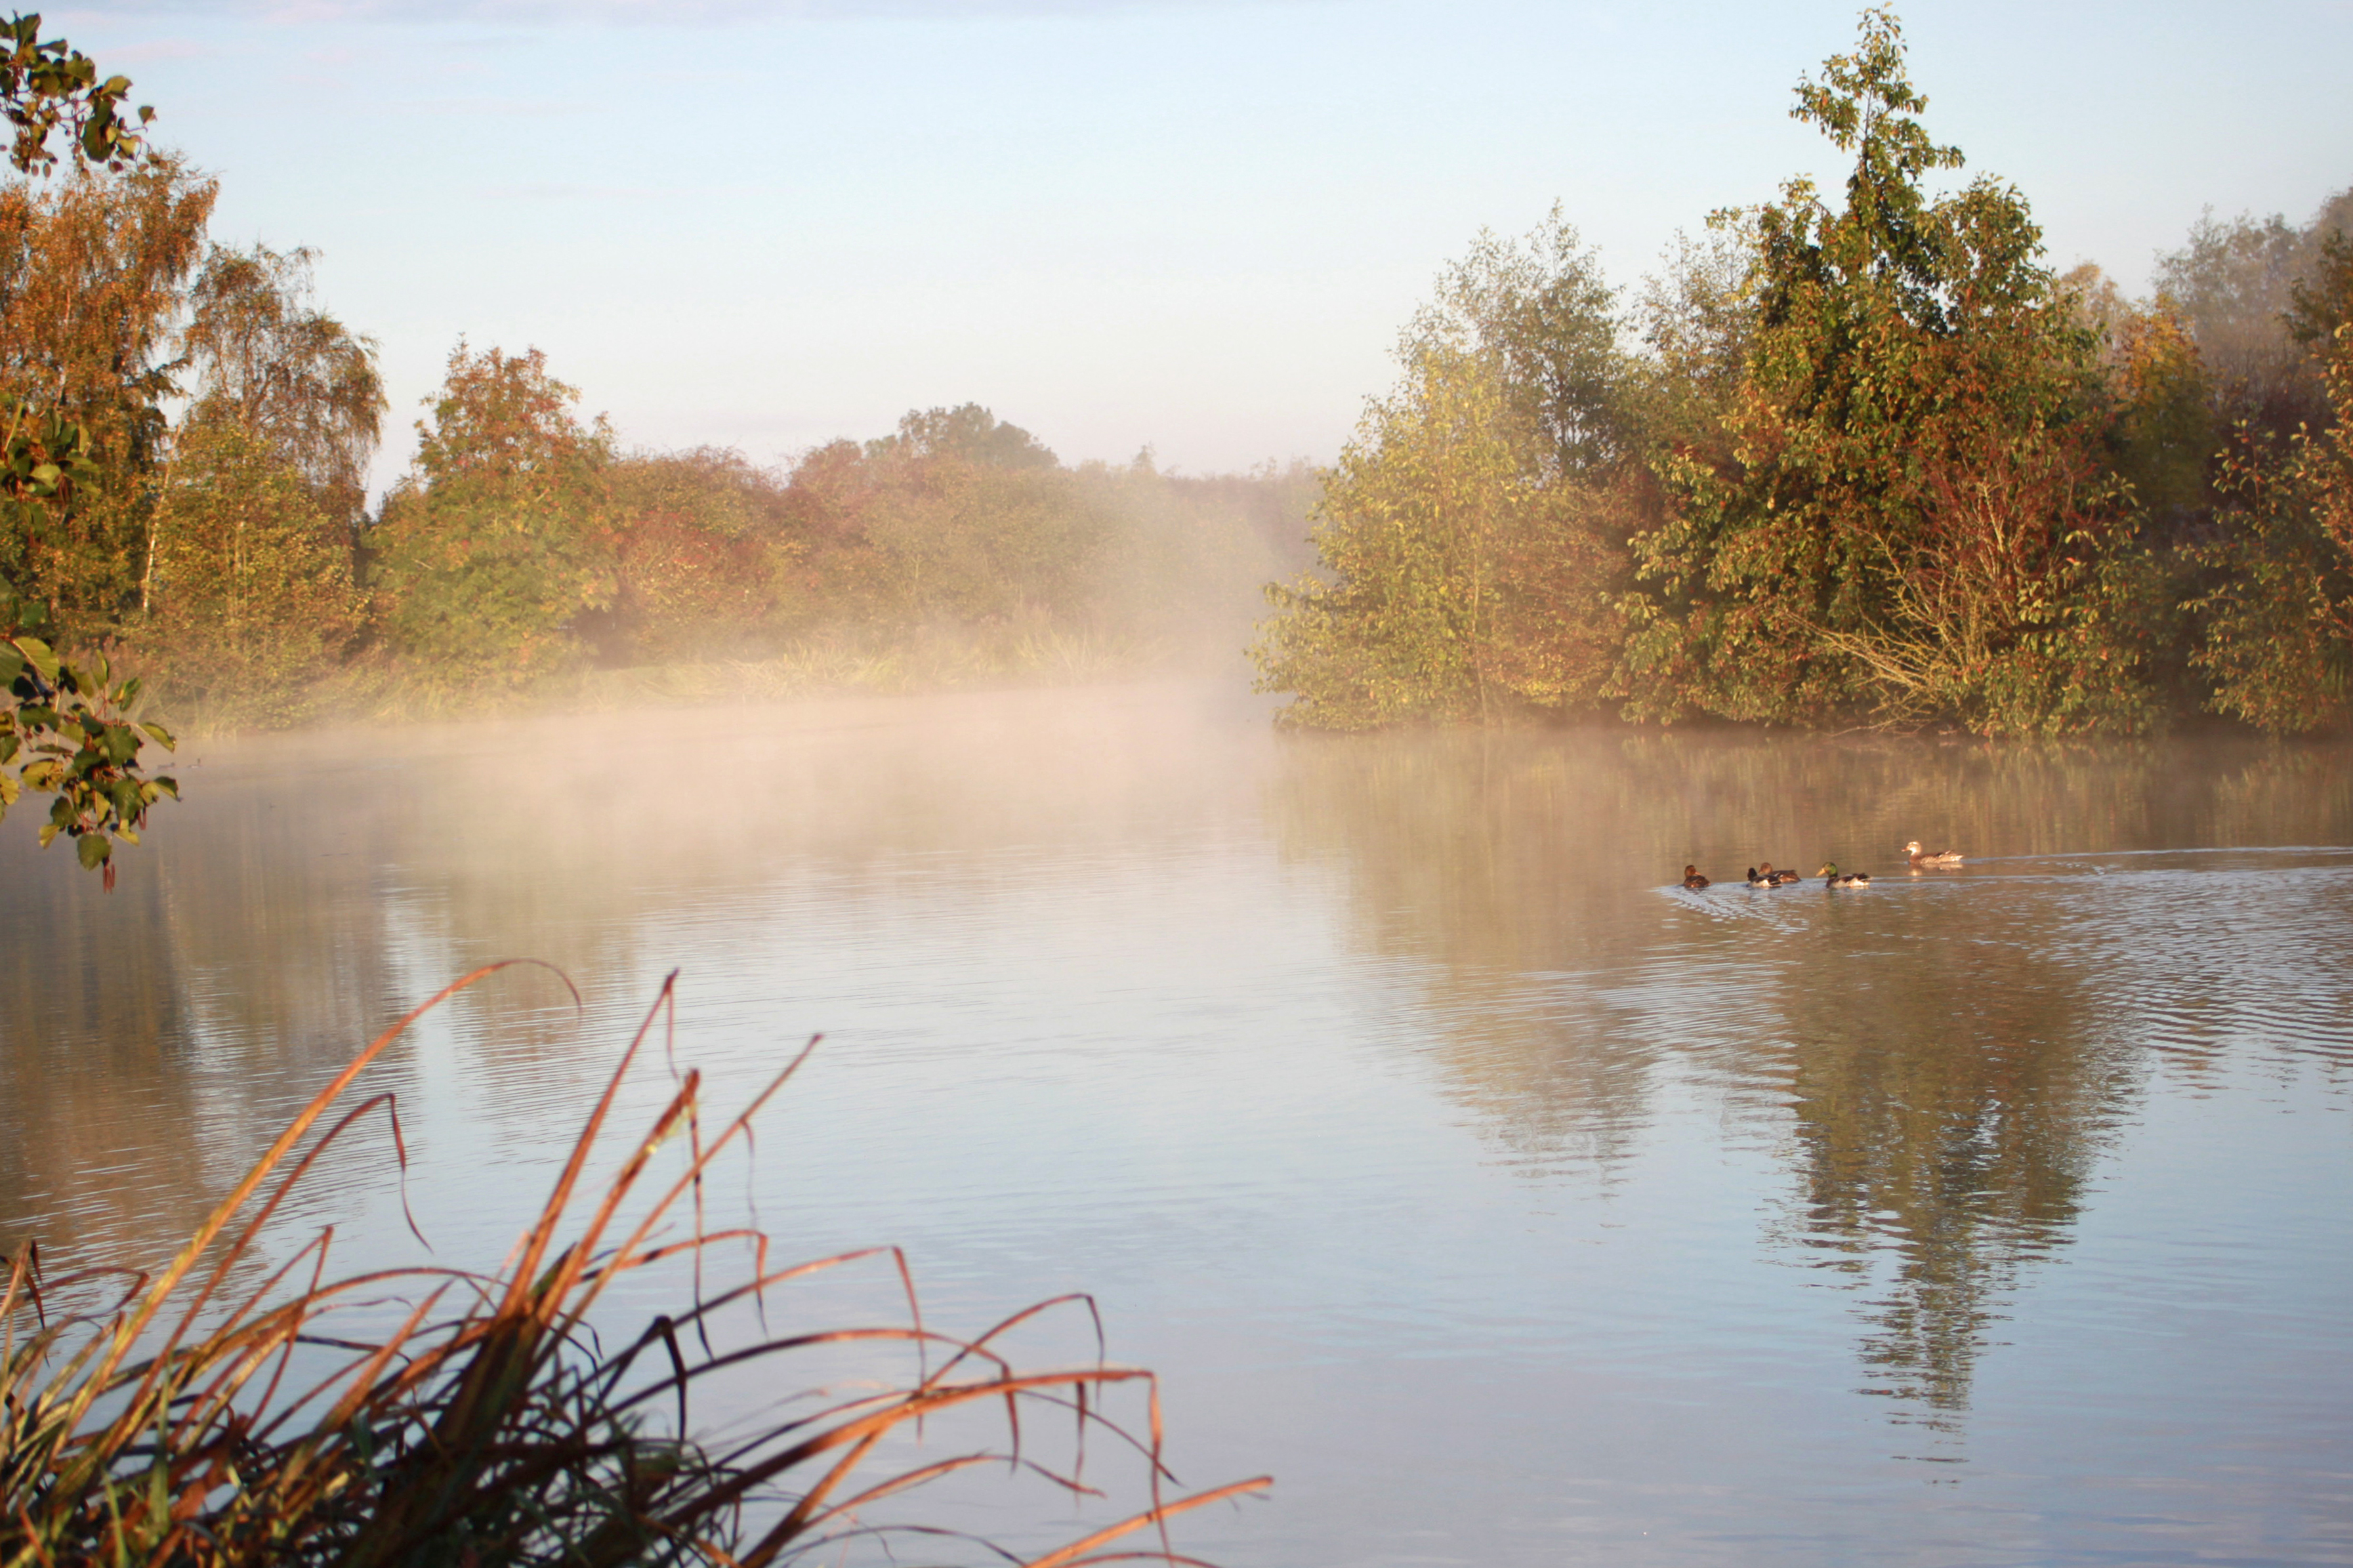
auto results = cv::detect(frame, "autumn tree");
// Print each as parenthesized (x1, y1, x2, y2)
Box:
(0, 14, 177, 880)
(593, 446, 782, 663)
(369, 344, 614, 692)
(799, 404, 1111, 630)
(139, 423, 363, 727)
(1619, 7, 2156, 735)
(0, 155, 213, 625)
(181, 242, 386, 537)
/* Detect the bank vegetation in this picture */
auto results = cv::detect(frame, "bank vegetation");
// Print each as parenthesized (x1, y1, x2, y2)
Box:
(1252, 8, 2353, 739)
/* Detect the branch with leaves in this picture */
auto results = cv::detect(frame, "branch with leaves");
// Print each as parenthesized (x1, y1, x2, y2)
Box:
(1, 588, 177, 888)
(0, 10, 150, 175)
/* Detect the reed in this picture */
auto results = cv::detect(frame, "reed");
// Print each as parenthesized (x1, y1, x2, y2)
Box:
(1, 964, 1264, 1568)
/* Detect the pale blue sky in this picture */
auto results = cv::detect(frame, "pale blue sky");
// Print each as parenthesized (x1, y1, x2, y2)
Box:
(54, 1, 2353, 492)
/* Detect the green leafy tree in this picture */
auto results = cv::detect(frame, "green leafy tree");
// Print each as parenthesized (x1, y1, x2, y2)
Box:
(369, 343, 615, 693)
(2091, 290, 2215, 539)
(1252, 213, 1638, 727)
(1408, 206, 1633, 478)
(2287, 222, 2353, 359)
(1620, 7, 2157, 735)
(864, 401, 1059, 470)
(1631, 218, 1762, 461)
(140, 421, 364, 727)
(1253, 342, 1627, 727)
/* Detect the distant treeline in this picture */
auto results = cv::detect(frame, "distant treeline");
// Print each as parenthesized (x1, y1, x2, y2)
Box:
(0, 165, 1310, 728)
(1253, 9, 2353, 737)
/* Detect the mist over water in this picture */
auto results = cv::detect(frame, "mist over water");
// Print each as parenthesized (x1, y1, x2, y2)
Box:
(3, 684, 2350, 1566)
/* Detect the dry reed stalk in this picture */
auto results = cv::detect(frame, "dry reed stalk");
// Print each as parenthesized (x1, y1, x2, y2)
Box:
(0, 964, 1266, 1568)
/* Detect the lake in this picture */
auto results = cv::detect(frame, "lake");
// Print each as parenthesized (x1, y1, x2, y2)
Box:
(3, 681, 2348, 1566)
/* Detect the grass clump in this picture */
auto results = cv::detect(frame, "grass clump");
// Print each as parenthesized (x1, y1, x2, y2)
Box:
(1, 964, 1264, 1568)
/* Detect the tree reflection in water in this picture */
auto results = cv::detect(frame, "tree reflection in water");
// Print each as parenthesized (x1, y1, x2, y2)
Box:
(1269, 724, 2353, 1435)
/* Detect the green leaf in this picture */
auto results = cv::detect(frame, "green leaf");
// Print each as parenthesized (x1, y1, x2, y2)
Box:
(76, 832, 108, 870)
(140, 721, 176, 750)
(15, 636, 56, 680)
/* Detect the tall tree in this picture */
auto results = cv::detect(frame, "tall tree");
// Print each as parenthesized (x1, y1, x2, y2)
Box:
(1254, 344, 1628, 728)
(181, 243, 386, 537)
(1251, 212, 1638, 727)
(0, 156, 214, 625)
(1407, 206, 1632, 479)
(1620, 7, 2156, 735)
(369, 343, 615, 692)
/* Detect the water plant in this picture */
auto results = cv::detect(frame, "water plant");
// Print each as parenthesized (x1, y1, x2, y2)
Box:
(0, 963, 1264, 1567)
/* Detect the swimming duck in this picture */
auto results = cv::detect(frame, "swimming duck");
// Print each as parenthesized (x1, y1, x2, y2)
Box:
(1682, 864, 1712, 890)
(1818, 863, 1871, 888)
(1746, 863, 1802, 887)
(1905, 840, 1965, 869)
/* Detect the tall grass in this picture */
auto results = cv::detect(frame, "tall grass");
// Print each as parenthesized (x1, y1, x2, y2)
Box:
(1, 964, 1265, 1567)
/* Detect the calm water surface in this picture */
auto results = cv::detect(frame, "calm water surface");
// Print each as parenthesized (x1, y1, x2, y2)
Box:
(3, 682, 2350, 1565)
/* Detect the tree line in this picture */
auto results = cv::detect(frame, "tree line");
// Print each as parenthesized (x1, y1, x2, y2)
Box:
(0, 12, 1305, 871)
(0, 168, 1308, 730)
(1253, 7, 2353, 737)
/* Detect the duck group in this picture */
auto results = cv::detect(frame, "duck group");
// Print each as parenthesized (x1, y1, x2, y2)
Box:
(1675, 840, 1967, 890)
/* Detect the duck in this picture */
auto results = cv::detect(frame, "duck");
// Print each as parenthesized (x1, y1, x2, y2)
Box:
(1905, 840, 1965, 869)
(1746, 863, 1802, 887)
(1682, 864, 1712, 890)
(1818, 863, 1871, 888)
